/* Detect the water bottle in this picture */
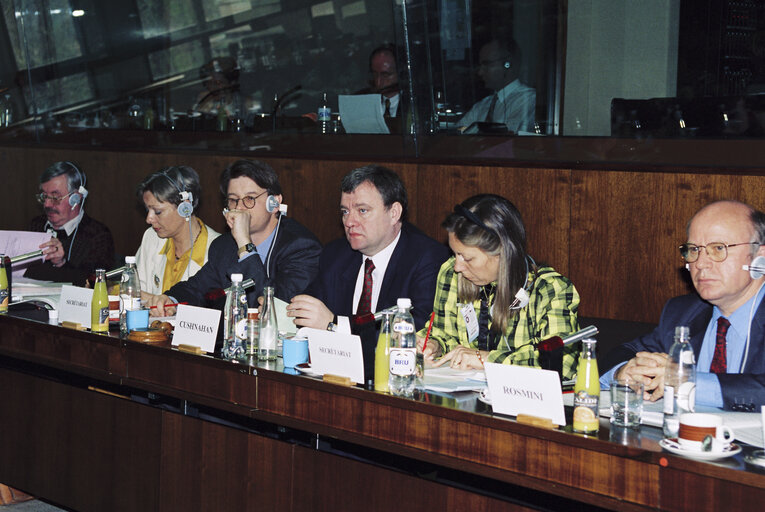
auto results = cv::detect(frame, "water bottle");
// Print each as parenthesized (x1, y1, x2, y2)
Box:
(222, 273, 247, 360)
(388, 298, 417, 397)
(0, 94, 12, 128)
(663, 326, 696, 438)
(317, 92, 331, 134)
(119, 256, 142, 336)
(259, 286, 278, 360)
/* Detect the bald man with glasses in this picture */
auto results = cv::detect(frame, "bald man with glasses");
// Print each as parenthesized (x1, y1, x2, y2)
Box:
(146, 159, 321, 316)
(600, 200, 765, 411)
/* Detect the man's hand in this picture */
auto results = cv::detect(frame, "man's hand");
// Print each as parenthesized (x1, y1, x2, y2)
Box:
(225, 209, 252, 248)
(144, 293, 177, 317)
(287, 294, 333, 330)
(39, 237, 66, 267)
(616, 351, 669, 401)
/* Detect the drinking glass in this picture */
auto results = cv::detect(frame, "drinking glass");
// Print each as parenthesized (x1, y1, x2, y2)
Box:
(610, 376, 643, 428)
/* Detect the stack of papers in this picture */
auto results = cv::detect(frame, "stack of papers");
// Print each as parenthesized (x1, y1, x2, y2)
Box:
(423, 366, 487, 392)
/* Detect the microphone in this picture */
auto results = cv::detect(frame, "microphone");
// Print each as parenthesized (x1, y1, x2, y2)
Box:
(10, 249, 44, 265)
(204, 278, 255, 302)
(538, 325, 599, 353)
(352, 304, 408, 327)
(271, 84, 302, 116)
(743, 255, 765, 279)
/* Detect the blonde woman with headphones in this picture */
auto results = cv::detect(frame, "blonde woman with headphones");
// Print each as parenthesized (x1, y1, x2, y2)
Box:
(421, 194, 580, 381)
(134, 166, 220, 296)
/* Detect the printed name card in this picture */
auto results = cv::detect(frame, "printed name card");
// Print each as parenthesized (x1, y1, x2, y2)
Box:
(304, 328, 365, 384)
(483, 363, 566, 426)
(58, 285, 93, 328)
(172, 304, 220, 353)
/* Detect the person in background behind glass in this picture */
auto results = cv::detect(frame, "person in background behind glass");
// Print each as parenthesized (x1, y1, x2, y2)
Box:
(24, 161, 114, 286)
(134, 166, 221, 297)
(458, 38, 536, 134)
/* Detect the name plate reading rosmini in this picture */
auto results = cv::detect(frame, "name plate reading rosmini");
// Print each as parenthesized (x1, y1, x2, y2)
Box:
(483, 363, 566, 426)
(173, 304, 221, 353)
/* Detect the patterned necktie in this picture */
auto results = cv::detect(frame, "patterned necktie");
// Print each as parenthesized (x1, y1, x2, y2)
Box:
(710, 316, 730, 374)
(383, 97, 391, 118)
(484, 93, 499, 122)
(477, 284, 495, 350)
(356, 258, 375, 315)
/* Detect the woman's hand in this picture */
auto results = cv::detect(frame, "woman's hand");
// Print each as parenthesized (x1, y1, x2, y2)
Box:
(431, 345, 488, 370)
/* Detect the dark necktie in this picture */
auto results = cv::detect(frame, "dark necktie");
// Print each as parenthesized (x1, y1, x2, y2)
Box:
(356, 258, 375, 315)
(484, 93, 499, 122)
(383, 97, 391, 118)
(710, 316, 730, 374)
(477, 284, 495, 350)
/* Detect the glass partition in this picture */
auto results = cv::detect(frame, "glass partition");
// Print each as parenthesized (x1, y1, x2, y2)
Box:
(0, 0, 763, 164)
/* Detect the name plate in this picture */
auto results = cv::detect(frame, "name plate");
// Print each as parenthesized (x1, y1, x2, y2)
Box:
(484, 363, 566, 426)
(303, 327, 365, 384)
(58, 285, 93, 329)
(172, 304, 220, 353)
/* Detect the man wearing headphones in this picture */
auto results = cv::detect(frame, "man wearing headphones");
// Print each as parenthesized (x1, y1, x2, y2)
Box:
(25, 161, 115, 286)
(458, 38, 536, 134)
(146, 159, 321, 315)
(600, 200, 765, 411)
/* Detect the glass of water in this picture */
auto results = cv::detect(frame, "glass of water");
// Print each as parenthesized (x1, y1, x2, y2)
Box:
(610, 376, 643, 429)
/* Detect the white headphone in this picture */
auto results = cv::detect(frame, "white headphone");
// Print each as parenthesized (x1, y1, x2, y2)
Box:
(265, 194, 280, 213)
(510, 256, 532, 309)
(66, 162, 88, 211)
(159, 169, 194, 219)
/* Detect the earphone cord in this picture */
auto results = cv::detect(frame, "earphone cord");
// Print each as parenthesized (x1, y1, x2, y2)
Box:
(185, 217, 194, 282)
(264, 213, 282, 280)
(740, 280, 765, 371)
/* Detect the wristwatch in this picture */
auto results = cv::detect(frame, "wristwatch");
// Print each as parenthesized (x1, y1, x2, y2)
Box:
(237, 242, 256, 257)
(326, 315, 338, 332)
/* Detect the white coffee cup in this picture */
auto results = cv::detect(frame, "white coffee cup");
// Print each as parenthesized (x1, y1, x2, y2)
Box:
(677, 413, 735, 452)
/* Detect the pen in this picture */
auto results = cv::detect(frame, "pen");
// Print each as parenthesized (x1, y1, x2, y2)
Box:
(149, 301, 187, 310)
(422, 311, 435, 352)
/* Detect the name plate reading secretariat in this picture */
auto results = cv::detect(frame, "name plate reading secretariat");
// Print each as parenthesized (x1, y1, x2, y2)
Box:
(302, 327, 365, 384)
(484, 363, 566, 426)
(173, 304, 220, 353)
(59, 285, 94, 329)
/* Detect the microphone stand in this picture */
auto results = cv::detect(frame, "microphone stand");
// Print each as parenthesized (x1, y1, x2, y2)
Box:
(271, 85, 302, 133)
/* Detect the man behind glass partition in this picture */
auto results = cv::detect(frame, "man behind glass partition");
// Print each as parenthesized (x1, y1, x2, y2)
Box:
(355, 44, 402, 131)
(600, 200, 765, 411)
(458, 38, 536, 134)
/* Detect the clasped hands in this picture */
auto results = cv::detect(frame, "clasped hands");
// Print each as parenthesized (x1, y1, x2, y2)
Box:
(615, 351, 669, 401)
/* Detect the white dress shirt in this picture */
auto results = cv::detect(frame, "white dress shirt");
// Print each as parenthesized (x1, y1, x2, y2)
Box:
(458, 79, 536, 134)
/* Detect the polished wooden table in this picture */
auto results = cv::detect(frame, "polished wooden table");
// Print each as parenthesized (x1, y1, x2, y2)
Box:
(0, 313, 763, 511)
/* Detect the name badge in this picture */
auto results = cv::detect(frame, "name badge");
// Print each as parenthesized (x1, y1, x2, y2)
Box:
(59, 285, 94, 328)
(173, 304, 221, 353)
(484, 363, 566, 426)
(303, 327, 365, 384)
(460, 303, 479, 342)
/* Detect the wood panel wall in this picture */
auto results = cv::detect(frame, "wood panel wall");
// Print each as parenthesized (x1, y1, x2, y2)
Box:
(2, 144, 763, 324)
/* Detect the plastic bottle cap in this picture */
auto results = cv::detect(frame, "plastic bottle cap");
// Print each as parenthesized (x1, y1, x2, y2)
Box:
(48, 309, 59, 323)
(231, 273, 243, 283)
(397, 298, 412, 308)
(125, 255, 136, 264)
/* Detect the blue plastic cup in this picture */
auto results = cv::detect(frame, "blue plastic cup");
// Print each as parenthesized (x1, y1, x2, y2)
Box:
(282, 336, 309, 368)
(126, 308, 150, 332)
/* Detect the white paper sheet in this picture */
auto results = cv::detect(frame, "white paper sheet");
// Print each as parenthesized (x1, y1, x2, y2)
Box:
(338, 94, 390, 134)
(0, 230, 50, 276)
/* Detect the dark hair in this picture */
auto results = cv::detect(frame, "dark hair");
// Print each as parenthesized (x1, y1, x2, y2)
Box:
(368, 44, 397, 70)
(40, 161, 85, 192)
(751, 209, 765, 249)
(443, 194, 529, 331)
(199, 56, 240, 84)
(341, 165, 407, 221)
(136, 166, 201, 209)
(485, 37, 522, 69)
(219, 159, 282, 197)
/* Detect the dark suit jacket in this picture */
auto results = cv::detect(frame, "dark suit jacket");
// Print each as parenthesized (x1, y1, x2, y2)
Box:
(167, 216, 321, 308)
(24, 214, 115, 286)
(601, 293, 765, 411)
(306, 222, 449, 331)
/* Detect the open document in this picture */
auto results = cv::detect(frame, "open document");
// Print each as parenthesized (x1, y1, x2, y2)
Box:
(423, 366, 487, 393)
(0, 230, 50, 276)
(338, 94, 390, 134)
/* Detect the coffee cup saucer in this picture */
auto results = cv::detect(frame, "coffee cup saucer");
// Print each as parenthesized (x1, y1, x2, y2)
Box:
(659, 438, 741, 461)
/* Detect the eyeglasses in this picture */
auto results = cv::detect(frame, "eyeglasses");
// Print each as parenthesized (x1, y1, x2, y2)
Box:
(36, 191, 73, 205)
(226, 191, 266, 210)
(679, 242, 760, 263)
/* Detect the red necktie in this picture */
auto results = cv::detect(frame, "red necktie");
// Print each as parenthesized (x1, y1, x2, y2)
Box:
(710, 317, 729, 374)
(356, 258, 375, 315)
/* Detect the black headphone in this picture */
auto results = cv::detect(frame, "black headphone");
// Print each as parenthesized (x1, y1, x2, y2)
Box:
(454, 204, 531, 308)
(65, 162, 89, 211)
(159, 170, 194, 219)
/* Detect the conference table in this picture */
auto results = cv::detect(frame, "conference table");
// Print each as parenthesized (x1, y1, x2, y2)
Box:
(0, 311, 764, 511)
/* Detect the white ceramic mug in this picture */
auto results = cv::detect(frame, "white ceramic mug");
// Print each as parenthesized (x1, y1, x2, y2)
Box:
(678, 413, 735, 452)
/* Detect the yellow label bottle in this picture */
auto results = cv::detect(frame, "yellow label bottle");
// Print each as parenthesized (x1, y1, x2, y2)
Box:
(374, 312, 392, 392)
(0, 254, 8, 314)
(91, 269, 109, 332)
(573, 338, 599, 433)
